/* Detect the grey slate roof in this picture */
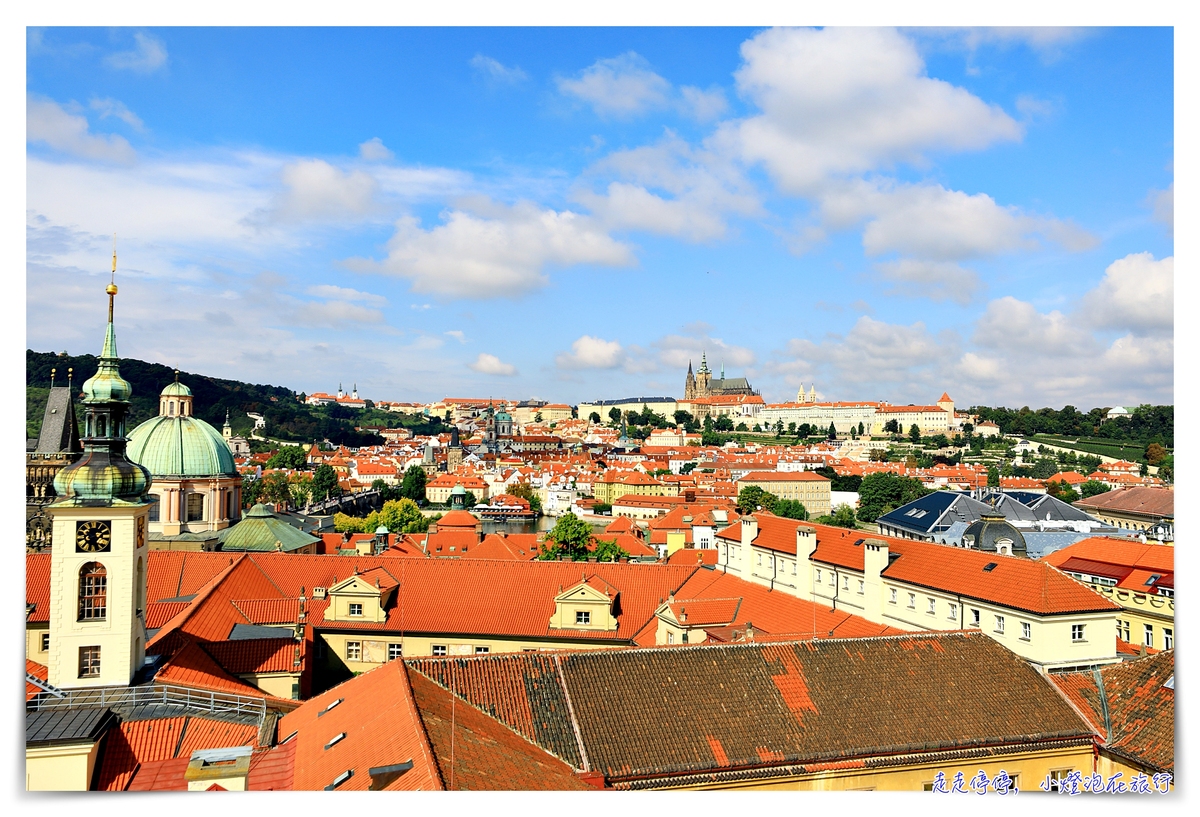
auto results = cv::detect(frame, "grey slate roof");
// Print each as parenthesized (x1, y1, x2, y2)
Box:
(26, 707, 115, 746)
(228, 623, 294, 640)
(33, 386, 82, 455)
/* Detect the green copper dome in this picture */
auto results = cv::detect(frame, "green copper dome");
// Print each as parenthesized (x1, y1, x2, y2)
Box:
(127, 413, 238, 478)
(220, 504, 320, 552)
(80, 322, 133, 403)
(160, 380, 193, 397)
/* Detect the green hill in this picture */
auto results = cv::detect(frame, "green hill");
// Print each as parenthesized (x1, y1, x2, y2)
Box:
(26, 349, 444, 448)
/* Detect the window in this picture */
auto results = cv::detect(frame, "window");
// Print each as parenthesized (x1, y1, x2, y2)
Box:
(186, 493, 204, 522)
(348, 603, 363, 617)
(387, 643, 402, 661)
(791, 561, 796, 575)
(1144, 624, 1154, 648)
(757, 553, 762, 566)
(948, 603, 958, 620)
(575, 610, 591, 625)
(474, 646, 490, 654)
(994, 615, 1005, 634)
(324, 732, 346, 750)
(1046, 769, 1071, 792)
(78, 562, 107, 621)
(857, 580, 865, 595)
(889, 588, 897, 604)
(148, 501, 160, 522)
(907, 593, 916, 609)
(1164, 628, 1173, 649)
(1021, 622, 1032, 640)
(1118, 620, 1131, 641)
(40, 633, 49, 652)
(431, 645, 447, 656)
(970, 609, 980, 627)
(78, 646, 101, 678)
(842, 575, 849, 590)
(1071, 624, 1085, 642)
(667, 631, 674, 644)
(927, 598, 936, 614)
(815, 569, 822, 583)
(345, 641, 361, 661)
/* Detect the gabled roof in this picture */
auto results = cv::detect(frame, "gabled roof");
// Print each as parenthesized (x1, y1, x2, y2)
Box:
(1074, 487, 1174, 518)
(33, 385, 82, 454)
(1043, 538, 1173, 592)
(96, 715, 259, 791)
(408, 632, 1094, 785)
(1050, 650, 1174, 772)
(25, 553, 51, 622)
(25, 659, 48, 701)
(154, 639, 274, 697)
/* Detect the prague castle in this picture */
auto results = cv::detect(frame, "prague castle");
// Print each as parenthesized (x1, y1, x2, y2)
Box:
(682, 352, 758, 400)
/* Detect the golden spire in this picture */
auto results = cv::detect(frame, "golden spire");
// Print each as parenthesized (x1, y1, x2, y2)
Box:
(106, 234, 119, 322)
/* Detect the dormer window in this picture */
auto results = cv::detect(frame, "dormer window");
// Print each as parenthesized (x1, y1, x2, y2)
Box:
(576, 611, 590, 625)
(349, 603, 363, 617)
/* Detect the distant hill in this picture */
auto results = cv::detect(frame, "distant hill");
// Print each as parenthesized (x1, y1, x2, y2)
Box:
(26, 350, 446, 448)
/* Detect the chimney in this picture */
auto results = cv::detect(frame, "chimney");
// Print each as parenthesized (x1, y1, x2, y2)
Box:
(745, 622, 755, 641)
(684, 488, 696, 502)
(184, 747, 252, 791)
(680, 608, 687, 623)
(861, 539, 889, 624)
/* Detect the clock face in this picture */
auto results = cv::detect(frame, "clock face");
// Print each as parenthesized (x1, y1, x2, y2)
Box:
(76, 520, 112, 553)
(136, 516, 146, 548)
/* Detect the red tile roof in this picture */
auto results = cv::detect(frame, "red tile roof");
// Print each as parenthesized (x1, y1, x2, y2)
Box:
(155, 640, 275, 697)
(437, 509, 482, 528)
(407, 667, 591, 789)
(278, 660, 443, 791)
(463, 533, 541, 560)
(1074, 487, 1174, 517)
(738, 471, 830, 483)
(96, 714, 259, 791)
(231, 598, 302, 624)
(25, 553, 50, 622)
(604, 516, 636, 534)
(204, 638, 301, 675)
(146, 601, 192, 628)
(668, 598, 741, 626)
(1042, 537, 1173, 580)
(26, 659, 48, 701)
(666, 548, 720, 567)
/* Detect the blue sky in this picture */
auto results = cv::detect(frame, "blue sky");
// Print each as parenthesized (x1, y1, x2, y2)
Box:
(26, 26, 1173, 409)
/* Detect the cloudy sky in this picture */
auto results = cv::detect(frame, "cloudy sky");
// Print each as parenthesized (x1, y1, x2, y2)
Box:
(26, 26, 1173, 409)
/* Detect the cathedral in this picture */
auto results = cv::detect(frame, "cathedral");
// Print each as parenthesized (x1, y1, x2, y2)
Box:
(682, 352, 758, 399)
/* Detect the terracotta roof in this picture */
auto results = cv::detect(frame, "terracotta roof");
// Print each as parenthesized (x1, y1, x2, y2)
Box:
(464, 533, 540, 560)
(667, 598, 741, 626)
(147, 556, 286, 649)
(154, 640, 275, 697)
(204, 638, 300, 674)
(1074, 487, 1174, 518)
(25, 553, 50, 622)
(666, 548, 720, 567)
(278, 660, 443, 791)
(604, 516, 636, 534)
(97, 715, 258, 791)
(739, 470, 830, 482)
(26, 659, 48, 701)
(409, 632, 1094, 785)
(1050, 650, 1174, 772)
(437, 509, 482, 528)
(407, 666, 592, 789)
(1042, 537, 1173, 577)
(145, 601, 192, 628)
(231, 598, 302, 625)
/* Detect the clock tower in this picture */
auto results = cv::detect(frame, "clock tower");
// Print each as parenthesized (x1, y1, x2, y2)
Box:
(45, 251, 153, 690)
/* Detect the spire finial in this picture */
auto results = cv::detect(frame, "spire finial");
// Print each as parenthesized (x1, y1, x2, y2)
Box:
(106, 235, 119, 323)
(174, 369, 179, 382)
(50, 367, 56, 388)
(67, 367, 73, 389)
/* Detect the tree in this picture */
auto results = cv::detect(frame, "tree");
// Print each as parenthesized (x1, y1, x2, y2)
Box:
(378, 498, 429, 533)
(856, 472, 932, 523)
(752, 424, 762, 433)
(884, 419, 900, 434)
(589, 411, 601, 424)
(260, 471, 293, 507)
(827, 421, 837, 440)
(538, 512, 595, 561)
(736, 485, 778, 515)
(674, 410, 695, 427)
(828, 503, 857, 529)
(242, 476, 264, 508)
(908, 424, 921, 443)
(773, 420, 784, 438)
(312, 463, 341, 502)
(787, 422, 797, 436)
(857, 422, 865, 437)
(1080, 480, 1111, 499)
(1158, 455, 1174, 483)
(265, 445, 307, 471)
(608, 407, 622, 425)
(775, 499, 808, 520)
(868, 448, 889, 462)
(1145, 443, 1166, 466)
(714, 415, 734, 432)
(680, 462, 697, 475)
(507, 482, 543, 515)
(463, 490, 478, 509)
(288, 473, 313, 507)
(987, 466, 1000, 487)
(1030, 457, 1060, 479)
(735, 422, 748, 432)
(592, 537, 629, 562)
(930, 434, 950, 449)
(399, 465, 427, 503)
(1046, 480, 1080, 503)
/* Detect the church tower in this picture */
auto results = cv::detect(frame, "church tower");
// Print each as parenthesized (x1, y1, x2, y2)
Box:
(695, 352, 712, 398)
(684, 361, 696, 401)
(46, 249, 153, 690)
(446, 425, 463, 473)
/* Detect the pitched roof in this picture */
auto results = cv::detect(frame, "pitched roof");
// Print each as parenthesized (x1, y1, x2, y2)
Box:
(463, 532, 540, 560)
(96, 715, 259, 791)
(1050, 650, 1174, 772)
(1042, 537, 1174, 578)
(26, 659, 48, 701)
(406, 666, 591, 790)
(1074, 487, 1174, 517)
(154, 640, 274, 697)
(409, 632, 1094, 785)
(25, 553, 50, 622)
(277, 660, 443, 791)
(738, 470, 830, 482)
(204, 638, 301, 675)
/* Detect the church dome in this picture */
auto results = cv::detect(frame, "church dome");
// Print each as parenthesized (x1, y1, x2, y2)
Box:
(160, 380, 193, 397)
(127, 413, 237, 478)
(962, 513, 1027, 557)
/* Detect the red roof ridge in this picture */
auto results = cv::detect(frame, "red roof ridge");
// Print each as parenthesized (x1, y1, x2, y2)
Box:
(147, 556, 246, 649)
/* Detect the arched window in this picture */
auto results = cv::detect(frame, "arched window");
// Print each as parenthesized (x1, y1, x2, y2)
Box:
(78, 562, 107, 621)
(97, 415, 107, 437)
(136, 557, 144, 610)
(169, 401, 175, 416)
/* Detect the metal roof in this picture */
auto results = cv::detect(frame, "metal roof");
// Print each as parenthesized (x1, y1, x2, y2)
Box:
(26, 707, 116, 746)
(127, 414, 238, 478)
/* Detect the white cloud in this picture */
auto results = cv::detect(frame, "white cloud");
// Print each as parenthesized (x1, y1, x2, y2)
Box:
(1080, 253, 1173, 334)
(556, 335, 625, 369)
(295, 299, 386, 327)
(786, 316, 950, 391)
(679, 85, 729, 121)
(444, 330, 466, 343)
(305, 284, 387, 306)
(469, 353, 517, 376)
(972, 296, 1090, 355)
(556, 52, 671, 117)
(359, 137, 394, 161)
(357, 200, 633, 299)
(105, 32, 168, 73)
(875, 259, 982, 305)
(1149, 183, 1173, 234)
(270, 159, 378, 221)
(728, 27, 1022, 192)
(89, 97, 144, 131)
(27, 96, 136, 164)
(470, 54, 528, 84)
(917, 27, 1093, 59)
(654, 333, 755, 370)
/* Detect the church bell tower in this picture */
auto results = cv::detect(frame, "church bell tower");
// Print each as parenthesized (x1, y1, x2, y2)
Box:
(45, 247, 153, 690)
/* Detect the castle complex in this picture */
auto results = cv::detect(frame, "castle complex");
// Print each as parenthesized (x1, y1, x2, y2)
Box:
(682, 353, 759, 400)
